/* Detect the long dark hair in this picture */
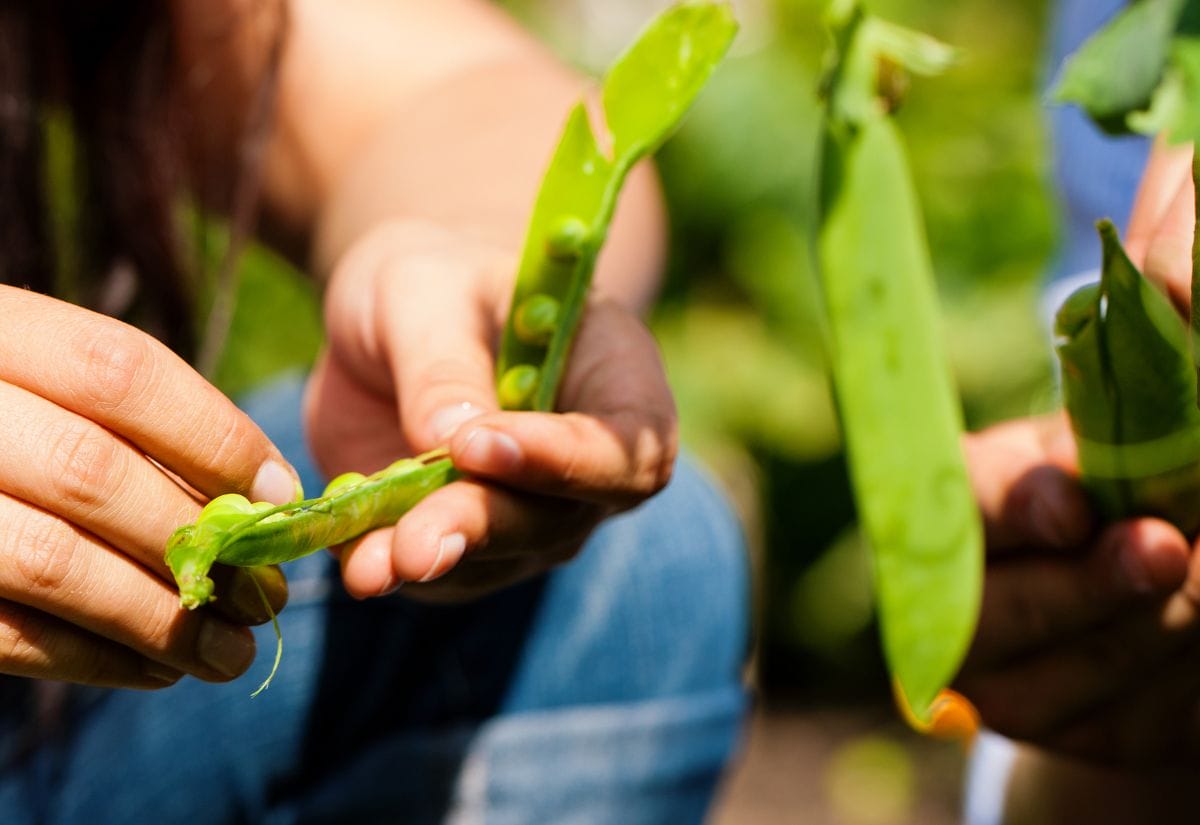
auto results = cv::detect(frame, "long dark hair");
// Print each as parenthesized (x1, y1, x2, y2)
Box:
(0, 0, 283, 363)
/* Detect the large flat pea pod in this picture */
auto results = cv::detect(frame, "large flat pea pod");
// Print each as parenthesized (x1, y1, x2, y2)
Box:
(817, 114, 982, 723)
(1057, 220, 1200, 534)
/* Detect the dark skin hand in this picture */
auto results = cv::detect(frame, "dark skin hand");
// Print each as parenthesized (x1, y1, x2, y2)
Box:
(957, 138, 1200, 821)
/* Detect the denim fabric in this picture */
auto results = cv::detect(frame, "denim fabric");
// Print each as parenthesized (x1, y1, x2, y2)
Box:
(0, 373, 750, 824)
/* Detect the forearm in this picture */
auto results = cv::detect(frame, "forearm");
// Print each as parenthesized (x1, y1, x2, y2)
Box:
(269, 0, 667, 313)
(309, 58, 667, 314)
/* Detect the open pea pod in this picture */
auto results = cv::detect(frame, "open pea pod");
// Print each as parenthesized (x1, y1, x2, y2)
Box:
(1056, 220, 1200, 534)
(495, 1, 738, 411)
(815, 0, 981, 727)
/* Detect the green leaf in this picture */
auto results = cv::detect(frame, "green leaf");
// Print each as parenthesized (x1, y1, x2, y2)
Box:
(1051, 0, 1186, 132)
(1131, 37, 1200, 143)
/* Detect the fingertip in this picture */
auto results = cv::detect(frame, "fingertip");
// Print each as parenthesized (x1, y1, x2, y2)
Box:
(340, 529, 399, 599)
(428, 402, 487, 445)
(418, 532, 467, 583)
(1102, 519, 1190, 595)
(251, 459, 303, 506)
(1009, 465, 1094, 552)
(453, 425, 523, 476)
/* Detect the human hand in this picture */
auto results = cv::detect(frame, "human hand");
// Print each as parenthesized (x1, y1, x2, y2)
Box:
(305, 219, 677, 602)
(0, 287, 295, 689)
(957, 414, 1200, 765)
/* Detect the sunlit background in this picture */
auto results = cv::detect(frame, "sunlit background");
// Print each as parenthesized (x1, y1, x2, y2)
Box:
(213, 1, 1059, 821)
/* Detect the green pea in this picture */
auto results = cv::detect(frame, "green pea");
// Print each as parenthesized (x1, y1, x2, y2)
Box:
(197, 494, 258, 532)
(322, 471, 367, 498)
(545, 217, 589, 262)
(497, 365, 540, 410)
(513, 294, 561, 346)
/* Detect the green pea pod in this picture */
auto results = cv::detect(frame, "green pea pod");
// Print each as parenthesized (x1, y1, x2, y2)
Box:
(1056, 220, 1200, 534)
(495, 0, 738, 411)
(815, 1, 981, 725)
(167, 454, 459, 610)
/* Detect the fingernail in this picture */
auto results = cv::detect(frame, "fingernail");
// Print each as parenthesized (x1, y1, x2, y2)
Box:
(1118, 544, 1156, 595)
(459, 428, 522, 473)
(251, 459, 301, 506)
(359, 535, 399, 598)
(419, 533, 467, 583)
(197, 619, 256, 678)
(142, 661, 183, 686)
(430, 402, 485, 443)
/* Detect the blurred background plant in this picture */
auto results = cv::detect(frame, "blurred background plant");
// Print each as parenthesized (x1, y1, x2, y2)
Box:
(208, 0, 1059, 820)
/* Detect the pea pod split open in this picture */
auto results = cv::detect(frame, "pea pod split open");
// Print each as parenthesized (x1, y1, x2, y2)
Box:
(815, 0, 982, 727)
(162, 1, 736, 692)
(495, 0, 737, 411)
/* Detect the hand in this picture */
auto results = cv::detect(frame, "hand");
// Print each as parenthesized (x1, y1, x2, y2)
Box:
(305, 219, 677, 602)
(1124, 136, 1194, 313)
(0, 287, 295, 689)
(957, 414, 1200, 765)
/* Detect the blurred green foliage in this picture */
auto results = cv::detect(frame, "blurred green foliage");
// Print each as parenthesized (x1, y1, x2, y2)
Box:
(212, 0, 1061, 701)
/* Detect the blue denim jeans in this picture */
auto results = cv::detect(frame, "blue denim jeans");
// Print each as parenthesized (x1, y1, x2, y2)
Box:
(0, 373, 750, 824)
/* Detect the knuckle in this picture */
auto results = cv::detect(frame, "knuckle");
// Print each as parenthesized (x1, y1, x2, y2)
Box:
(0, 602, 51, 666)
(128, 594, 190, 658)
(46, 419, 125, 515)
(199, 417, 259, 481)
(13, 512, 84, 595)
(72, 321, 154, 413)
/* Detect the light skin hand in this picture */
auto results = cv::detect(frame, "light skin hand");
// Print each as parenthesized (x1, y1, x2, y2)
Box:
(304, 221, 677, 602)
(0, 287, 295, 689)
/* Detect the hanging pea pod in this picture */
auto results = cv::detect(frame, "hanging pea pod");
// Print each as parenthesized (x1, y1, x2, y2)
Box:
(815, 0, 981, 727)
(1056, 220, 1200, 534)
(495, 1, 738, 411)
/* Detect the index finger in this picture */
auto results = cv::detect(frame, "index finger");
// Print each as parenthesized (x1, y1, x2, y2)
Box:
(964, 414, 1094, 554)
(0, 288, 299, 504)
